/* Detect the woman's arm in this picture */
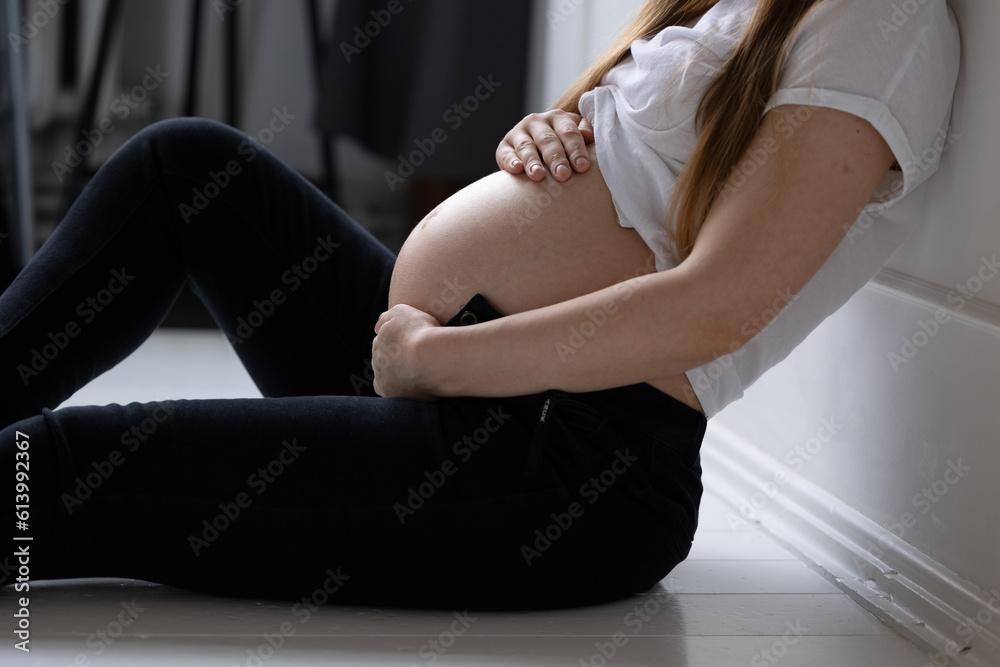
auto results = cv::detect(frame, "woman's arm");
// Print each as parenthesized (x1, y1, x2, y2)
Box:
(372, 105, 896, 399)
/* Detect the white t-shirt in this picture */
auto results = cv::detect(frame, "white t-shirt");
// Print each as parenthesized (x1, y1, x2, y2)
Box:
(578, 0, 961, 418)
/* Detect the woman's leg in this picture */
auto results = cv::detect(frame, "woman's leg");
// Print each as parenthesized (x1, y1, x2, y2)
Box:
(0, 117, 395, 426)
(0, 382, 704, 611)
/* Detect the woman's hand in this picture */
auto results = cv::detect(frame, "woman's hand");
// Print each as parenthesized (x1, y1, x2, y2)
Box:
(372, 305, 441, 401)
(496, 110, 595, 183)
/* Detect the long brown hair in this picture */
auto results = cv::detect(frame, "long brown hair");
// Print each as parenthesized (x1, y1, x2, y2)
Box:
(555, 0, 822, 261)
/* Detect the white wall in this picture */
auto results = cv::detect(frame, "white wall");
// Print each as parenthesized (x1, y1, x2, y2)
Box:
(527, 0, 645, 111)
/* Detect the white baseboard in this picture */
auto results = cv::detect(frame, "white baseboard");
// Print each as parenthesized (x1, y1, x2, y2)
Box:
(701, 422, 1000, 667)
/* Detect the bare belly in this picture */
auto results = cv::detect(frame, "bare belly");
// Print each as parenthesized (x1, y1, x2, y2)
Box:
(388, 147, 703, 413)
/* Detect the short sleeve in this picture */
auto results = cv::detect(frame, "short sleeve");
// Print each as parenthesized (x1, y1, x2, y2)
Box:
(766, 0, 961, 206)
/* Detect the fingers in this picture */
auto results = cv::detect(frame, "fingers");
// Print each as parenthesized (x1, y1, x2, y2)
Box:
(546, 116, 591, 179)
(534, 126, 574, 181)
(562, 131, 591, 177)
(497, 122, 541, 178)
(528, 112, 579, 181)
(498, 110, 594, 182)
(496, 142, 526, 175)
(498, 127, 547, 181)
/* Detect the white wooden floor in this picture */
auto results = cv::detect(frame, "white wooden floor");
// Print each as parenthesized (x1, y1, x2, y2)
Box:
(2, 329, 937, 666)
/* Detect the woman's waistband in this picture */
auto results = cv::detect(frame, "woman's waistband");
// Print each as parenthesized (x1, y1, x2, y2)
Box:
(444, 293, 708, 438)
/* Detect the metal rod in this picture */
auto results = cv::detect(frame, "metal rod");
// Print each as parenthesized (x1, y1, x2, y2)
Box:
(306, 0, 336, 199)
(2, 0, 36, 267)
(59, 0, 121, 220)
(184, 0, 203, 117)
(224, 2, 239, 127)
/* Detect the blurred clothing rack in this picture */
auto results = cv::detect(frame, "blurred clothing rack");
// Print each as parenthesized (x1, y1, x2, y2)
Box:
(58, 0, 336, 221)
(60, 0, 244, 219)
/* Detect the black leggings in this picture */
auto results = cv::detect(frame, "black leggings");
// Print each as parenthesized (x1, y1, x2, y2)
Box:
(0, 118, 706, 610)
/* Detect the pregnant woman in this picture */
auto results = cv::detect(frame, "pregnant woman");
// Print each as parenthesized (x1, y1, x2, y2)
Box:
(1, 0, 959, 610)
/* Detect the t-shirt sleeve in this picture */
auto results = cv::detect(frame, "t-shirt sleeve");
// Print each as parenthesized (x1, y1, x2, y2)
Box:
(765, 0, 961, 205)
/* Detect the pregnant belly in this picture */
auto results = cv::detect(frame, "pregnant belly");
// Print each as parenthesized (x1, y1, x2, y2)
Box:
(388, 147, 703, 413)
(390, 147, 654, 318)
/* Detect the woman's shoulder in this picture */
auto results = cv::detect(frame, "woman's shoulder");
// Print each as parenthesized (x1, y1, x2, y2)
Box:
(778, 0, 961, 135)
(775, 0, 961, 207)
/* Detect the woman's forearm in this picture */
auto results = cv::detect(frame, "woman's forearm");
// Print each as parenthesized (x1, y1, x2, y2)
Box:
(416, 266, 726, 397)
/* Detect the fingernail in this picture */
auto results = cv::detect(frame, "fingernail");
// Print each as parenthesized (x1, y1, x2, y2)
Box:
(555, 164, 570, 179)
(511, 159, 522, 169)
(529, 164, 544, 177)
(575, 157, 589, 169)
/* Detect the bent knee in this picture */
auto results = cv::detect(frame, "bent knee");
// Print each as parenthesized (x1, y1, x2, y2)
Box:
(129, 117, 254, 174)
(134, 117, 240, 145)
